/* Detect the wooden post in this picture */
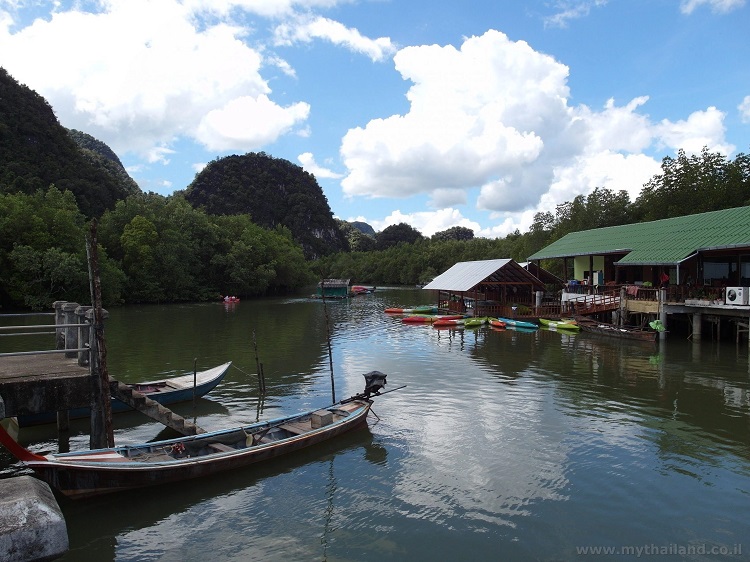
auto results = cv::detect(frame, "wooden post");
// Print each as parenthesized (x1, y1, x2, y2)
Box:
(86, 222, 114, 449)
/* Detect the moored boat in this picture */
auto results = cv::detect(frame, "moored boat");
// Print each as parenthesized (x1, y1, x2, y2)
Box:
(496, 317, 539, 330)
(489, 318, 506, 329)
(385, 306, 438, 314)
(574, 316, 657, 342)
(402, 314, 464, 324)
(18, 362, 232, 427)
(432, 317, 466, 327)
(0, 372, 400, 499)
(463, 317, 489, 328)
(538, 318, 580, 332)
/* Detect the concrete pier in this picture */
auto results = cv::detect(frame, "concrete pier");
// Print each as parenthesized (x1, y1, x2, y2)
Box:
(0, 477, 68, 561)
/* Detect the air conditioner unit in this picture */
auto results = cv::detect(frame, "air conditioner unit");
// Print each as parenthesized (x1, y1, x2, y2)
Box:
(725, 287, 749, 305)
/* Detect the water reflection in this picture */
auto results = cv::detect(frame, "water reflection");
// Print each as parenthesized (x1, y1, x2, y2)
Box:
(2, 289, 750, 561)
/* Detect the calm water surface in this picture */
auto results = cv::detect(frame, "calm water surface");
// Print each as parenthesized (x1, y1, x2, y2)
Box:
(2, 287, 749, 561)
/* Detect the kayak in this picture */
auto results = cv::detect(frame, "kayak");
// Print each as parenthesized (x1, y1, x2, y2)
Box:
(489, 318, 506, 329)
(432, 317, 465, 327)
(496, 317, 538, 330)
(402, 314, 464, 324)
(385, 306, 438, 314)
(538, 318, 580, 331)
(463, 317, 489, 328)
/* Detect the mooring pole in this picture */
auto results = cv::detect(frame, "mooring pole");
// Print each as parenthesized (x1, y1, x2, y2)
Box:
(253, 330, 265, 393)
(321, 282, 336, 403)
(86, 220, 114, 449)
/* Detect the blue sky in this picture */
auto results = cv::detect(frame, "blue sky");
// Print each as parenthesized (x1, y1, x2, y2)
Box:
(1, 0, 748, 237)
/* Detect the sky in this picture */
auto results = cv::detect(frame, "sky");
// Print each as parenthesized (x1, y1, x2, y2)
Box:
(1, 0, 748, 238)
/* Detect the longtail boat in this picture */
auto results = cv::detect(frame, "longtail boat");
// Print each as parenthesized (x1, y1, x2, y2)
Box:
(0, 372, 401, 499)
(574, 316, 657, 342)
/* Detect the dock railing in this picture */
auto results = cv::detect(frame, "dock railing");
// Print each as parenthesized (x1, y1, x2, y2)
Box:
(0, 301, 104, 367)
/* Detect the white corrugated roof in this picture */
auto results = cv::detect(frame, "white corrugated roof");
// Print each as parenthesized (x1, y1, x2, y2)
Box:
(422, 259, 512, 292)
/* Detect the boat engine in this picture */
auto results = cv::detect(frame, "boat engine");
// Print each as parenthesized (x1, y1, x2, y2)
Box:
(362, 371, 388, 397)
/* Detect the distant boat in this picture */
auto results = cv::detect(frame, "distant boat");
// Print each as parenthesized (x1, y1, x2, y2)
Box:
(0, 372, 400, 499)
(402, 314, 464, 324)
(351, 285, 376, 295)
(17, 362, 232, 427)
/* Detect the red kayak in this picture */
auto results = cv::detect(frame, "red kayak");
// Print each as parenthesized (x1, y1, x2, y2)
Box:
(432, 318, 465, 327)
(489, 319, 507, 329)
(402, 314, 465, 324)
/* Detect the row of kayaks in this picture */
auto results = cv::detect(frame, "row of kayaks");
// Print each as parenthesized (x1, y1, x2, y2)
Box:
(386, 309, 581, 331)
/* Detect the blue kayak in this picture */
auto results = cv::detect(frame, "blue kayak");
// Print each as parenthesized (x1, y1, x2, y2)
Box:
(496, 317, 539, 330)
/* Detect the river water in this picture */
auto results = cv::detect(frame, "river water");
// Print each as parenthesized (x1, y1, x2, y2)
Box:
(1, 287, 749, 561)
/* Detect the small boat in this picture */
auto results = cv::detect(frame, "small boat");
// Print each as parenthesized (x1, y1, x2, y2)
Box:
(350, 286, 376, 295)
(496, 317, 539, 330)
(17, 362, 232, 427)
(0, 372, 400, 499)
(432, 317, 465, 327)
(538, 318, 580, 332)
(385, 306, 438, 314)
(402, 314, 464, 324)
(574, 316, 657, 342)
(489, 318, 506, 329)
(463, 317, 489, 328)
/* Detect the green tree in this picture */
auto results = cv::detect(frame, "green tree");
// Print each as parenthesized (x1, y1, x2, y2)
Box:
(375, 223, 424, 250)
(431, 226, 475, 242)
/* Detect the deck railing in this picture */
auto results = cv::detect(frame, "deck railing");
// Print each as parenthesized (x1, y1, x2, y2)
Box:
(0, 302, 101, 366)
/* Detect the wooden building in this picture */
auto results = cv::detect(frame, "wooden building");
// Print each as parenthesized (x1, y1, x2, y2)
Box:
(526, 205, 750, 340)
(422, 259, 547, 318)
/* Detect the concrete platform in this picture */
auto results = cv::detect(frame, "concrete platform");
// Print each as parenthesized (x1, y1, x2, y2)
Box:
(0, 476, 68, 561)
(0, 355, 90, 418)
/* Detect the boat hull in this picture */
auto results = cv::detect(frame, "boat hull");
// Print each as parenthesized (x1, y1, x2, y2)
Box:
(575, 317, 657, 342)
(11, 399, 371, 499)
(17, 362, 232, 427)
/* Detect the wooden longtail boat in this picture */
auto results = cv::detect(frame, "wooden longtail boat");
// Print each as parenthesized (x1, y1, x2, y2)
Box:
(18, 362, 232, 427)
(0, 372, 399, 499)
(574, 316, 657, 342)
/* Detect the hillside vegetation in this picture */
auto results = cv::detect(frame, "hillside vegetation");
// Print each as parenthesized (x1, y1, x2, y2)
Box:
(1, 65, 749, 309)
(183, 153, 348, 259)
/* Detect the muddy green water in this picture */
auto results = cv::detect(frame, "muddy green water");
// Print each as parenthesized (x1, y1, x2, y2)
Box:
(1, 287, 749, 561)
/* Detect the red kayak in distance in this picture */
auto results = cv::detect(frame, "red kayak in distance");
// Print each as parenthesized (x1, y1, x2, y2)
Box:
(432, 317, 466, 327)
(402, 314, 465, 324)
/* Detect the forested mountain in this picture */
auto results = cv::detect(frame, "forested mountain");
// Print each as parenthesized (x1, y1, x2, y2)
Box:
(0, 68, 140, 217)
(183, 153, 348, 259)
(67, 129, 140, 195)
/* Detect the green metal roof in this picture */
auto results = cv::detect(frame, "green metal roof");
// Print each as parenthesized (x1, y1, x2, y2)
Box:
(527, 206, 750, 265)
